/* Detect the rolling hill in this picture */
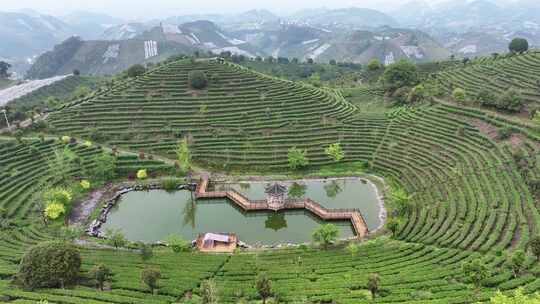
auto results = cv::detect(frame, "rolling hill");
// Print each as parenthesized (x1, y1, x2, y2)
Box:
(0, 55, 538, 303)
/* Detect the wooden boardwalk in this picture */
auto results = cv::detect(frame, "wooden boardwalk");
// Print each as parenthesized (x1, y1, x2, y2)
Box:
(195, 176, 369, 239)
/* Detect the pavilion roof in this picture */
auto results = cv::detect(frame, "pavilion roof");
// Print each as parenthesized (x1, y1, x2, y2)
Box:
(265, 183, 287, 196)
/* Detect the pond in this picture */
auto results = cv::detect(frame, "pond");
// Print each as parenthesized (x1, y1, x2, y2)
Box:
(101, 178, 383, 245)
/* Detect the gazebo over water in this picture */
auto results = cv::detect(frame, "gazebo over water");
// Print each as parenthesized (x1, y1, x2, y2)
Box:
(265, 183, 287, 210)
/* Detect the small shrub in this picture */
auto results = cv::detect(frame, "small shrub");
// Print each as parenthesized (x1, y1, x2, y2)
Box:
(166, 234, 190, 253)
(137, 169, 148, 180)
(452, 88, 466, 103)
(162, 179, 179, 192)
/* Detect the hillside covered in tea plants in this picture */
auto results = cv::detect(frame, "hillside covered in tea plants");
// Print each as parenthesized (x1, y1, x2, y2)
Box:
(0, 54, 539, 304)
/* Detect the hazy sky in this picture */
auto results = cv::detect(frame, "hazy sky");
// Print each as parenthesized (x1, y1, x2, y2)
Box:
(1, 0, 438, 20)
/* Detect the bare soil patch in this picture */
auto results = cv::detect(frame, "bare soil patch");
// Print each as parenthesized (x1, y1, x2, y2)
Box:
(470, 119, 499, 140)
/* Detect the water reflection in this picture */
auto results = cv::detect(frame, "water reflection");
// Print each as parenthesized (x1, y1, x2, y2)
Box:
(324, 180, 343, 198)
(265, 212, 288, 231)
(288, 182, 307, 199)
(182, 194, 197, 228)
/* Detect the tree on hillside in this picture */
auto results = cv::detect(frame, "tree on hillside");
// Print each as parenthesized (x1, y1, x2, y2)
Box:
(72, 86, 91, 100)
(255, 273, 272, 304)
(367, 59, 382, 71)
(127, 64, 146, 78)
(166, 234, 190, 253)
(18, 241, 81, 289)
(462, 258, 489, 289)
(141, 268, 161, 294)
(200, 279, 218, 304)
(89, 152, 116, 182)
(324, 143, 344, 162)
(509, 38, 529, 53)
(529, 235, 540, 261)
(89, 264, 111, 291)
(346, 242, 359, 257)
(489, 288, 540, 303)
(367, 273, 381, 299)
(138, 242, 154, 262)
(176, 138, 192, 173)
(188, 71, 208, 89)
(452, 88, 466, 104)
(312, 224, 339, 249)
(287, 147, 309, 170)
(381, 59, 418, 91)
(507, 250, 526, 278)
(105, 228, 126, 249)
(407, 84, 429, 104)
(0, 61, 12, 78)
(390, 188, 413, 216)
(497, 89, 523, 112)
(386, 217, 401, 237)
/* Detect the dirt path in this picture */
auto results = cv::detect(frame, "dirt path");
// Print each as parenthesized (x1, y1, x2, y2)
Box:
(69, 184, 116, 226)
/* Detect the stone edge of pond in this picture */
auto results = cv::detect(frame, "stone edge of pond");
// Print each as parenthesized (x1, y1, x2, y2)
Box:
(85, 181, 196, 239)
(79, 175, 389, 250)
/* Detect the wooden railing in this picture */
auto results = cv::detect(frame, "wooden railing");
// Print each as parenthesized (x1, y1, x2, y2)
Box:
(194, 177, 369, 239)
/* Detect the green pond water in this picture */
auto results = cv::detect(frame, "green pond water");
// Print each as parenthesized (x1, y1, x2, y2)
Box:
(102, 178, 382, 245)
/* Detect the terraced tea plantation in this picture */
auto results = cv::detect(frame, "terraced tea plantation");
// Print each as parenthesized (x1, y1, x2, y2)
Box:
(434, 51, 540, 106)
(0, 57, 540, 303)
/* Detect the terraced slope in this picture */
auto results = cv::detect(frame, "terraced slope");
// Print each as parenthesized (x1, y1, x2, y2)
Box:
(434, 51, 540, 106)
(0, 58, 539, 303)
(48, 60, 368, 170)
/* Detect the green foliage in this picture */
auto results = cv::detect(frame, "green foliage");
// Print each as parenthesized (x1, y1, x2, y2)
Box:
(256, 273, 272, 304)
(89, 152, 116, 182)
(200, 279, 218, 304)
(312, 224, 339, 249)
(452, 88, 466, 103)
(189, 71, 208, 89)
(88, 264, 111, 291)
(324, 143, 345, 162)
(367, 59, 382, 71)
(141, 267, 161, 294)
(507, 250, 526, 278)
(475, 88, 497, 106)
(127, 64, 146, 78)
(17, 241, 81, 290)
(138, 242, 154, 262)
(346, 242, 359, 257)
(386, 217, 401, 237)
(176, 138, 192, 173)
(288, 182, 307, 199)
(489, 288, 540, 303)
(166, 234, 190, 253)
(407, 84, 429, 104)
(509, 38, 529, 53)
(462, 258, 489, 288)
(71, 86, 91, 99)
(287, 147, 309, 170)
(162, 178, 179, 192)
(496, 89, 523, 112)
(381, 60, 418, 91)
(367, 273, 380, 299)
(105, 228, 127, 249)
(390, 188, 413, 216)
(534, 112, 540, 125)
(529, 235, 540, 261)
(42, 187, 72, 220)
